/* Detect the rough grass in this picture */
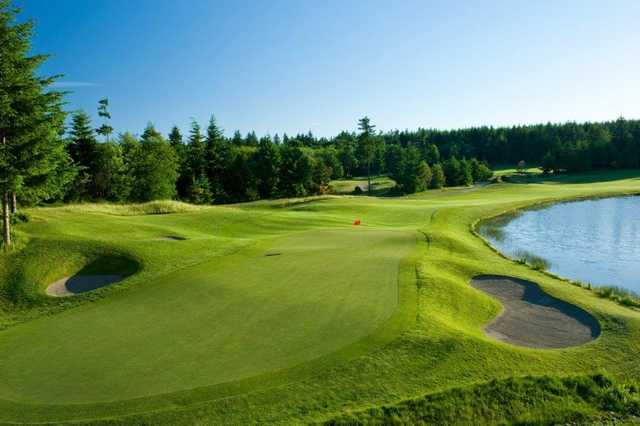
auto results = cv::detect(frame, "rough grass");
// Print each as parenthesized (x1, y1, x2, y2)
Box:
(0, 170, 639, 424)
(324, 374, 640, 425)
(51, 200, 206, 216)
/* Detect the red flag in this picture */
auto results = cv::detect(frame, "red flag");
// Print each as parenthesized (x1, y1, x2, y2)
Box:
(353, 219, 361, 225)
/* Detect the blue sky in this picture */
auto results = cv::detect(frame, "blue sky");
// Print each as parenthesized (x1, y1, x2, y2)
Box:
(17, 0, 640, 138)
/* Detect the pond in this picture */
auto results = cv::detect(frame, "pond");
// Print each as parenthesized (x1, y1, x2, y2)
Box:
(479, 196, 640, 295)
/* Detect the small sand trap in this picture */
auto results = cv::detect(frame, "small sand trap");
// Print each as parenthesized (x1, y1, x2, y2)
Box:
(155, 235, 187, 241)
(471, 275, 600, 349)
(46, 275, 123, 297)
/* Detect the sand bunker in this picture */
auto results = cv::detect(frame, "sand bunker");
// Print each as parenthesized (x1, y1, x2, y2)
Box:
(471, 275, 600, 349)
(46, 275, 123, 297)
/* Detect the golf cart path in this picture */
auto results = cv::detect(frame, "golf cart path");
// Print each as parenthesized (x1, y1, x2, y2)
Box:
(471, 275, 600, 349)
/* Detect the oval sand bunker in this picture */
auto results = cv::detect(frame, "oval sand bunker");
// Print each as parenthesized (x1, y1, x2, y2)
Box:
(46, 275, 123, 297)
(471, 275, 600, 349)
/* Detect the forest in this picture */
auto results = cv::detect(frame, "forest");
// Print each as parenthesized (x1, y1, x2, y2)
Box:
(63, 108, 495, 205)
(61, 106, 640, 206)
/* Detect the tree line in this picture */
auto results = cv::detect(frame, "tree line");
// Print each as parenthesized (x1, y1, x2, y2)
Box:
(65, 109, 494, 206)
(379, 119, 640, 173)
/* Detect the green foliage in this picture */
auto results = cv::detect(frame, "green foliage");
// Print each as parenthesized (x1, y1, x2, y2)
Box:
(128, 125, 179, 201)
(204, 115, 226, 199)
(68, 111, 99, 199)
(279, 146, 313, 197)
(471, 158, 493, 181)
(0, 0, 71, 246)
(254, 136, 281, 198)
(430, 163, 445, 188)
(93, 141, 130, 201)
(96, 98, 113, 142)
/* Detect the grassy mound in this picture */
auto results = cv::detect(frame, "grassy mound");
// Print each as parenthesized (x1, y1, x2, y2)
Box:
(325, 374, 640, 425)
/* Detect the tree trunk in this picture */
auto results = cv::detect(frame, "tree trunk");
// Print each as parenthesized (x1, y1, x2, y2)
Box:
(2, 191, 10, 249)
(367, 161, 371, 194)
(11, 192, 17, 214)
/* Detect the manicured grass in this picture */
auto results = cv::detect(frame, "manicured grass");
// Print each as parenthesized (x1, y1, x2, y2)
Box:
(0, 229, 415, 403)
(493, 164, 543, 177)
(329, 175, 396, 195)
(1, 170, 640, 424)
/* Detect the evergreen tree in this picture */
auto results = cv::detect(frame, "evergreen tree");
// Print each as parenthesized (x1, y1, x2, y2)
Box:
(119, 132, 140, 194)
(459, 159, 473, 186)
(425, 144, 440, 164)
(279, 146, 313, 197)
(336, 133, 358, 177)
(168, 125, 189, 199)
(224, 147, 257, 202)
(311, 157, 332, 193)
(319, 148, 343, 179)
(397, 147, 429, 194)
(415, 161, 432, 192)
(254, 136, 281, 198)
(205, 115, 226, 200)
(430, 163, 446, 189)
(385, 144, 405, 184)
(231, 130, 244, 146)
(185, 120, 208, 202)
(1, 0, 72, 247)
(470, 158, 493, 182)
(443, 157, 464, 187)
(94, 141, 130, 201)
(357, 116, 376, 192)
(245, 131, 258, 146)
(168, 126, 183, 150)
(68, 111, 98, 199)
(187, 121, 206, 177)
(129, 124, 179, 201)
(186, 173, 212, 204)
(96, 98, 113, 142)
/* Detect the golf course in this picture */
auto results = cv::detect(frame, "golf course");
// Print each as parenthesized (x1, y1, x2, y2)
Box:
(1, 170, 640, 424)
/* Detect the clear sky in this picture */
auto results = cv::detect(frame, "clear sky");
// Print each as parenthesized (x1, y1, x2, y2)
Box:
(16, 0, 640, 138)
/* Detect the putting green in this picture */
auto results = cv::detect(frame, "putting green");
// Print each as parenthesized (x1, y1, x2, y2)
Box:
(0, 228, 416, 404)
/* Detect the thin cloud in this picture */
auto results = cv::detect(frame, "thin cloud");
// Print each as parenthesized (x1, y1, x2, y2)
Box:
(51, 81, 99, 88)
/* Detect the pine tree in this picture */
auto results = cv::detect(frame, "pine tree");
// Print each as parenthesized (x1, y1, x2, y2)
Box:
(357, 116, 376, 193)
(68, 111, 98, 199)
(231, 130, 244, 146)
(245, 131, 258, 147)
(129, 124, 179, 201)
(205, 115, 226, 200)
(255, 136, 281, 198)
(1, 0, 72, 247)
(430, 163, 446, 189)
(185, 121, 207, 202)
(168, 126, 190, 199)
(96, 98, 113, 142)
(415, 161, 432, 192)
(279, 146, 313, 197)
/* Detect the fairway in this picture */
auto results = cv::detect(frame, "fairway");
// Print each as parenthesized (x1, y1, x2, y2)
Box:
(0, 228, 415, 403)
